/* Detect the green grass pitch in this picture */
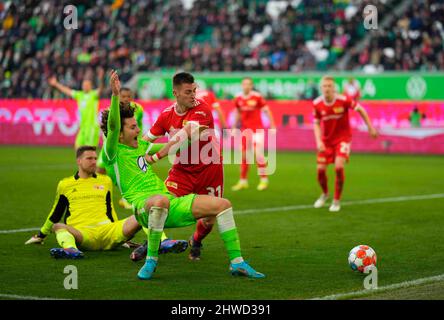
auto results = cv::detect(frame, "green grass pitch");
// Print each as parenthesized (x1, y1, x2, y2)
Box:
(0, 146, 443, 300)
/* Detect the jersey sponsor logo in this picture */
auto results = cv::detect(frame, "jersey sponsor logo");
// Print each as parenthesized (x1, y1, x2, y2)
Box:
(322, 114, 343, 121)
(137, 156, 147, 173)
(333, 107, 345, 114)
(194, 111, 207, 117)
(166, 181, 178, 189)
(93, 185, 104, 190)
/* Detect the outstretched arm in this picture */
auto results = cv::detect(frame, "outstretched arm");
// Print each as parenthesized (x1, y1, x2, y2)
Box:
(96, 67, 105, 98)
(48, 76, 74, 97)
(25, 182, 68, 245)
(356, 104, 378, 138)
(145, 122, 208, 164)
(104, 71, 122, 162)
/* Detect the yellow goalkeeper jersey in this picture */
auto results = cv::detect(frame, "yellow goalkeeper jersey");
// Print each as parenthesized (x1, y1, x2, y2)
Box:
(40, 172, 119, 234)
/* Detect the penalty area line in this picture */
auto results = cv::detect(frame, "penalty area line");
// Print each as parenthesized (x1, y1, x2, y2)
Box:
(1, 193, 444, 234)
(310, 273, 444, 300)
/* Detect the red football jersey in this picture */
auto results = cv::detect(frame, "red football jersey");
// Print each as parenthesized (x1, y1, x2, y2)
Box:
(234, 91, 267, 130)
(196, 89, 220, 108)
(147, 98, 221, 173)
(313, 94, 358, 146)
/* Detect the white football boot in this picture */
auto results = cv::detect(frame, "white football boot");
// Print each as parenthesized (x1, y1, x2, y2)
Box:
(329, 200, 341, 212)
(313, 194, 329, 208)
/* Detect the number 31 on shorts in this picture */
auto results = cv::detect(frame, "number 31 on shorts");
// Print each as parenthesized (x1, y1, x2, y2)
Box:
(206, 186, 222, 197)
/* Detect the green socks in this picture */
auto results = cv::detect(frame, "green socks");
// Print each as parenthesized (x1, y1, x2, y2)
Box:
(55, 229, 77, 249)
(216, 208, 242, 261)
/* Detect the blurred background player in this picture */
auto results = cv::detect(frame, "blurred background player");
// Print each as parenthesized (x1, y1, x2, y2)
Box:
(409, 105, 426, 128)
(343, 77, 361, 102)
(313, 76, 378, 212)
(48, 68, 104, 149)
(142, 72, 223, 261)
(196, 86, 227, 129)
(97, 87, 144, 210)
(231, 77, 276, 191)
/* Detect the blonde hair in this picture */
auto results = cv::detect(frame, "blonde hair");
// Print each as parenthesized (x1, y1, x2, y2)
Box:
(321, 75, 335, 83)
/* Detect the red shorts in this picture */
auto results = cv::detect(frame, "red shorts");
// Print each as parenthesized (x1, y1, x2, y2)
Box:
(165, 163, 224, 198)
(317, 141, 352, 165)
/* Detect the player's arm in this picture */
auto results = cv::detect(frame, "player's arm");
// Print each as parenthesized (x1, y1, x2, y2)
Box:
(104, 71, 121, 162)
(142, 112, 167, 142)
(48, 76, 74, 97)
(145, 121, 208, 164)
(232, 107, 241, 128)
(313, 107, 325, 152)
(25, 182, 68, 245)
(355, 104, 378, 138)
(146, 142, 166, 155)
(106, 178, 119, 222)
(262, 105, 276, 129)
(96, 67, 105, 97)
(213, 102, 227, 129)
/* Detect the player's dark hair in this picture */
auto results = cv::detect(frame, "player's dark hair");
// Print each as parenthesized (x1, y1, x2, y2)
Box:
(100, 103, 135, 137)
(120, 87, 131, 93)
(76, 146, 97, 158)
(173, 72, 194, 88)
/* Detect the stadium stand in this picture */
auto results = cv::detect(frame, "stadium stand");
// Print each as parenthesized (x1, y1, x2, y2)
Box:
(0, 0, 443, 98)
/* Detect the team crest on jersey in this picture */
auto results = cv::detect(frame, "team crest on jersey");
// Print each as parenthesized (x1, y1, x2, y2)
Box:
(93, 185, 104, 190)
(166, 181, 178, 189)
(137, 156, 147, 173)
(333, 107, 344, 114)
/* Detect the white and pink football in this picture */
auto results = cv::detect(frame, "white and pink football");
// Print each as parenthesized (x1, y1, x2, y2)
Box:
(348, 245, 377, 273)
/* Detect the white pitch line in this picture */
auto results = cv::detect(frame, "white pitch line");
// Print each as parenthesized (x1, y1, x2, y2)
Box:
(1, 193, 444, 234)
(0, 227, 40, 234)
(235, 193, 444, 215)
(310, 273, 444, 300)
(0, 293, 70, 300)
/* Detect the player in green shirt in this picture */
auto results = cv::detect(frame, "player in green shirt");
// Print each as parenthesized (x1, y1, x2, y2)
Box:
(97, 87, 145, 209)
(48, 68, 104, 149)
(101, 70, 264, 280)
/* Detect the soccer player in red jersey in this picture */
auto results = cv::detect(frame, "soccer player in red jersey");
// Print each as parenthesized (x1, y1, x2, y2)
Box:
(313, 76, 378, 212)
(142, 72, 223, 260)
(196, 87, 227, 129)
(231, 77, 276, 191)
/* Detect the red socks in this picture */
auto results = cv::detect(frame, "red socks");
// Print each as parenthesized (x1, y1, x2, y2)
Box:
(193, 219, 214, 244)
(317, 168, 328, 195)
(334, 167, 345, 201)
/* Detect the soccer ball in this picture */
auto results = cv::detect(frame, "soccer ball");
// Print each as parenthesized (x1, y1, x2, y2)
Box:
(348, 245, 377, 273)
